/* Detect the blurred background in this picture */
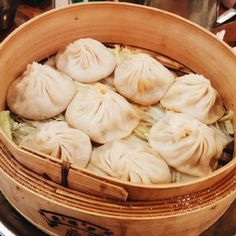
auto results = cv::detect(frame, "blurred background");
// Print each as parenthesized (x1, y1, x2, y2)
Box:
(0, 0, 236, 45)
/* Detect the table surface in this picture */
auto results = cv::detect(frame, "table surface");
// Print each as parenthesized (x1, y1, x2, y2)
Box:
(0, 1, 235, 236)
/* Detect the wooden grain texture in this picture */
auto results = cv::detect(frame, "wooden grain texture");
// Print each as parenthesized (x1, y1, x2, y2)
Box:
(0, 191, 235, 236)
(0, 132, 128, 201)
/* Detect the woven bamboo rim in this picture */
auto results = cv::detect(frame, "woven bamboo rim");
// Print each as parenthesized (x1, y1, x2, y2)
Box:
(0, 139, 235, 218)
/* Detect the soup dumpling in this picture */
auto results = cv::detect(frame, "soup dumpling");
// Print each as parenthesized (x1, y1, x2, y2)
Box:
(160, 74, 225, 124)
(20, 121, 92, 168)
(65, 83, 139, 144)
(148, 112, 227, 177)
(87, 139, 171, 184)
(56, 38, 116, 83)
(114, 53, 175, 105)
(7, 62, 76, 120)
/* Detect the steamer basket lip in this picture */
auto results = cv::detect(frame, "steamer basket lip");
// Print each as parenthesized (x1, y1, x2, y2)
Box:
(5, 193, 236, 222)
(0, 2, 236, 189)
(2, 163, 236, 221)
(0, 1, 235, 57)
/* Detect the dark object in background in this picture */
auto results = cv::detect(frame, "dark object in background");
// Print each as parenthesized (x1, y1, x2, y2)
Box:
(22, 0, 42, 6)
(221, 0, 236, 8)
(143, 0, 220, 29)
(0, 0, 18, 31)
(72, 0, 101, 2)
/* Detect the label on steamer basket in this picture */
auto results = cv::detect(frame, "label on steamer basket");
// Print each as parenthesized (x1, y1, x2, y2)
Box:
(39, 209, 113, 236)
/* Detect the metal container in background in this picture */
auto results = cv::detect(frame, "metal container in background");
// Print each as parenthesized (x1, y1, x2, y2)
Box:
(0, 0, 17, 32)
(145, 0, 220, 29)
(118, 0, 220, 29)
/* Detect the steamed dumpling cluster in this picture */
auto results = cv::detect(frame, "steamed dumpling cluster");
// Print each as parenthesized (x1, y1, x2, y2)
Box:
(148, 112, 227, 177)
(114, 53, 175, 105)
(65, 83, 139, 144)
(20, 121, 92, 168)
(87, 139, 171, 184)
(5, 37, 233, 185)
(7, 62, 76, 120)
(160, 74, 225, 124)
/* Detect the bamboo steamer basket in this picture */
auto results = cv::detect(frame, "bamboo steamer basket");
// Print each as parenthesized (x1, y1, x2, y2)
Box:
(0, 2, 235, 235)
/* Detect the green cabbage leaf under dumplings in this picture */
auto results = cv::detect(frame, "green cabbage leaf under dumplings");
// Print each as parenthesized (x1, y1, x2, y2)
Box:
(132, 103, 166, 141)
(109, 44, 138, 65)
(0, 110, 35, 144)
(0, 111, 13, 139)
